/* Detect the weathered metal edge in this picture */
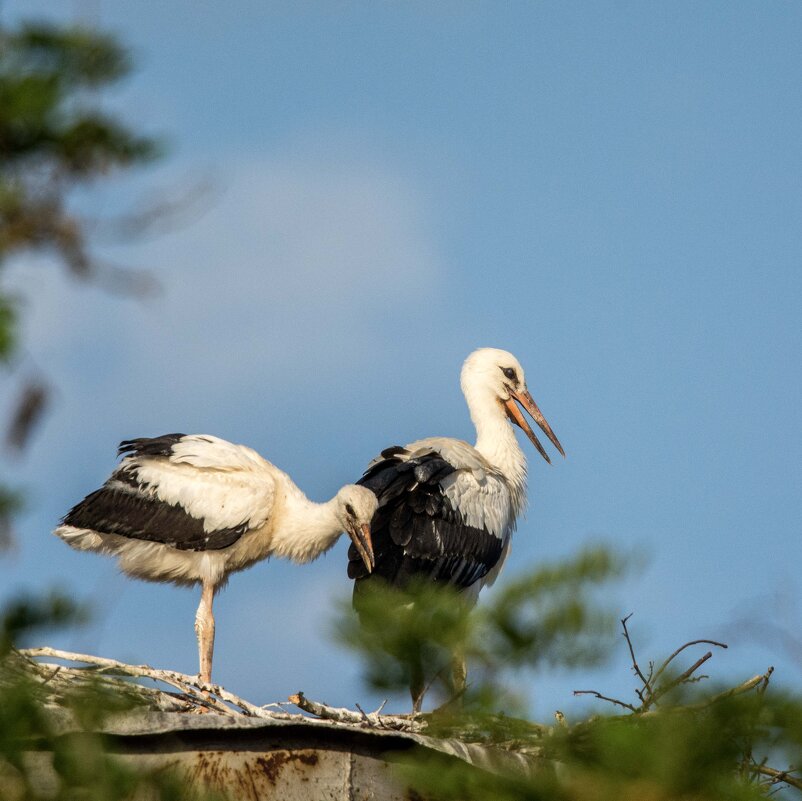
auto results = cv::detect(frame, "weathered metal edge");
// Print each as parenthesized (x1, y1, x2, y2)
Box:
(41, 708, 541, 778)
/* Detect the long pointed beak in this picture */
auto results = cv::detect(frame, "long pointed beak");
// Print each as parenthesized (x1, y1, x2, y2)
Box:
(348, 522, 375, 573)
(503, 388, 565, 464)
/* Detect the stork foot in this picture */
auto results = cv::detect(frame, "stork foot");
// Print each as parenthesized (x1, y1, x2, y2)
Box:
(191, 673, 216, 713)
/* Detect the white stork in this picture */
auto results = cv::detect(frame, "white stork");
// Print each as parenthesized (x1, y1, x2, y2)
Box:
(348, 347, 564, 711)
(55, 433, 377, 685)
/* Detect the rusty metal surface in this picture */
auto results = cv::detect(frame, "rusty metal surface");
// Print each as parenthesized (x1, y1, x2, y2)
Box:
(45, 709, 537, 776)
(122, 748, 413, 801)
(34, 710, 541, 800)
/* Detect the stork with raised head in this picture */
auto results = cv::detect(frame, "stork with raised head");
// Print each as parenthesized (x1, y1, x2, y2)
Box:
(348, 348, 564, 711)
(55, 433, 377, 685)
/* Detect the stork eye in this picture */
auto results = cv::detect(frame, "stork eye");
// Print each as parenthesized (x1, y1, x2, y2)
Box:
(501, 367, 517, 381)
(345, 503, 355, 516)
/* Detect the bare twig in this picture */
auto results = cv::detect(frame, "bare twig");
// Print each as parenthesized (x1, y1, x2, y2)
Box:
(5, 380, 49, 452)
(621, 614, 653, 703)
(645, 651, 714, 709)
(676, 651, 714, 683)
(616, 621, 729, 712)
(677, 674, 710, 685)
(652, 639, 728, 687)
(288, 692, 423, 732)
(759, 666, 774, 695)
(706, 668, 774, 705)
(631, 667, 776, 717)
(573, 690, 637, 713)
(354, 703, 371, 724)
(39, 664, 63, 687)
(751, 764, 802, 792)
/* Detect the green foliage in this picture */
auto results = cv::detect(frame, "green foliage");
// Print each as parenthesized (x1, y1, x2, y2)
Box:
(0, 592, 85, 656)
(338, 545, 627, 715)
(0, 599, 216, 800)
(0, 22, 158, 176)
(480, 545, 626, 671)
(339, 546, 802, 797)
(342, 578, 473, 698)
(0, 19, 161, 367)
(0, 13, 162, 514)
(0, 17, 201, 801)
(397, 691, 802, 801)
(0, 295, 16, 362)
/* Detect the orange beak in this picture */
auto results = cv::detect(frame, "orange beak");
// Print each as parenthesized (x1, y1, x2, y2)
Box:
(503, 388, 565, 464)
(348, 522, 375, 573)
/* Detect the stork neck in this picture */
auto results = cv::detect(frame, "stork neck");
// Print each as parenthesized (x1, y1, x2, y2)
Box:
(271, 491, 342, 564)
(472, 401, 528, 513)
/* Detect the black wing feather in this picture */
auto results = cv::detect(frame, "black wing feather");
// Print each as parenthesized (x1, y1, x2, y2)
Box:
(349, 449, 503, 592)
(63, 435, 247, 551)
(118, 433, 187, 458)
(62, 484, 247, 551)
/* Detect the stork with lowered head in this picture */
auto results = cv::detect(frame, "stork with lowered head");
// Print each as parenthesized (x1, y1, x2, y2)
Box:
(56, 433, 377, 685)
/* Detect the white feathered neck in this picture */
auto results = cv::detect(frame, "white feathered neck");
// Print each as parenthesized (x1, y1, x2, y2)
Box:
(269, 483, 345, 564)
(462, 370, 528, 516)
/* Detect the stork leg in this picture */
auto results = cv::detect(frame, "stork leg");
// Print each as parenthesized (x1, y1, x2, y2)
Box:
(451, 646, 467, 704)
(410, 658, 425, 714)
(194, 580, 216, 685)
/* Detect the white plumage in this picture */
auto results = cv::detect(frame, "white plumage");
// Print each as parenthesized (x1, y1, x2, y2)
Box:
(350, 347, 564, 710)
(56, 433, 376, 685)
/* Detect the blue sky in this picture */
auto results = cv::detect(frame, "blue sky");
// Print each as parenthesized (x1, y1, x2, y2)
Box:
(1, 1, 800, 718)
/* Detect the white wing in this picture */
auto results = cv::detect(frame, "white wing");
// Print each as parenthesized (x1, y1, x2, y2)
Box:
(119, 434, 277, 533)
(403, 437, 496, 476)
(440, 469, 513, 541)
(400, 436, 515, 539)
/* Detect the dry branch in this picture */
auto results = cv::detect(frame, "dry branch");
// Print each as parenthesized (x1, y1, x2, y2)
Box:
(706, 668, 774, 705)
(644, 650, 714, 710)
(752, 765, 802, 792)
(288, 691, 423, 732)
(621, 614, 653, 702)
(572, 689, 636, 712)
(17, 648, 425, 731)
(18, 647, 300, 720)
(652, 638, 728, 687)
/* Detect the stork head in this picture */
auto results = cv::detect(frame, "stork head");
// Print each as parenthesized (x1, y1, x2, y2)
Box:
(335, 485, 377, 573)
(461, 347, 565, 463)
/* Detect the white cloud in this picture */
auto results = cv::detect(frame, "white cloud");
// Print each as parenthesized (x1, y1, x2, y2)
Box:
(2, 146, 447, 438)
(129, 152, 444, 393)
